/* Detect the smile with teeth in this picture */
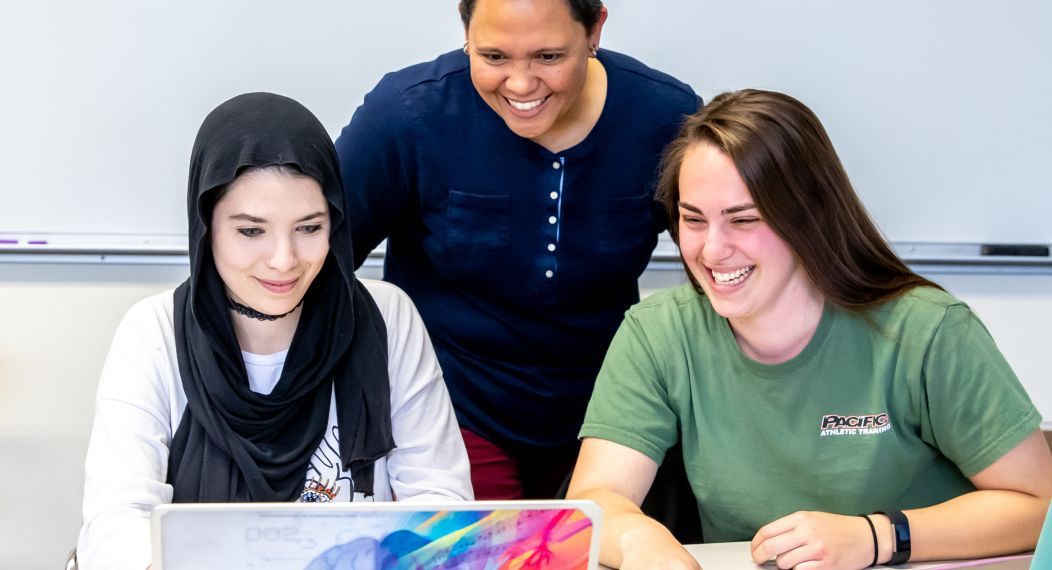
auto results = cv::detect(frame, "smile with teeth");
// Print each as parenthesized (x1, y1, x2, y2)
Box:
(506, 95, 548, 111)
(711, 266, 754, 286)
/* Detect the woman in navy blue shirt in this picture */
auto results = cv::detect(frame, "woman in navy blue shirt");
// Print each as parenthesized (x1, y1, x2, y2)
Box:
(335, 0, 699, 499)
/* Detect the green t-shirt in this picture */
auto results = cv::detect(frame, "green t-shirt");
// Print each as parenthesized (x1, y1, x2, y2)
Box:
(580, 284, 1040, 542)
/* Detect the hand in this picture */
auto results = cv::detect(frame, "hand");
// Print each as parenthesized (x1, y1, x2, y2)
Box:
(618, 524, 702, 570)
(750, 511, 875, 569)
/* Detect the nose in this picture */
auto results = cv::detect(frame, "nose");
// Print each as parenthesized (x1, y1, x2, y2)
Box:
(504, 61, 538, 96)
(267, 234, 298, 273)
(701, 223, 733, 264)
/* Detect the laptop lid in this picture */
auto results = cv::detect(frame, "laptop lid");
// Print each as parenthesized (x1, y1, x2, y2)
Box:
(151, 500, 602, 570)
(1030, 501, 1052, 570)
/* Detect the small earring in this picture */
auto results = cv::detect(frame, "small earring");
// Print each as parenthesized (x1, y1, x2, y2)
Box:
(590, 45, 598, 57)
(463, 42, 469, 55)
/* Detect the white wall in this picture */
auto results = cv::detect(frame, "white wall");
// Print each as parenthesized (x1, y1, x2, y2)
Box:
(0, 262, 1048, 568)
(3, 0, 1051, 244)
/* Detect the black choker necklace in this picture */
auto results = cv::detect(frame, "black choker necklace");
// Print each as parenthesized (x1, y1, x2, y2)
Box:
(226, 298, 302, 321)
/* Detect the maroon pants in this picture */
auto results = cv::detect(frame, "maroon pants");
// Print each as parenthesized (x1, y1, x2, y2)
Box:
(460, 428, 579, 500)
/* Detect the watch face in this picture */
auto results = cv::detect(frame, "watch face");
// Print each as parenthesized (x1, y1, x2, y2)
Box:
(881, 510, 911, 565)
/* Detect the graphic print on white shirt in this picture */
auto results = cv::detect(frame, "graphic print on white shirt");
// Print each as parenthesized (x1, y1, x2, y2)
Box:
(304, 411, 377, 502)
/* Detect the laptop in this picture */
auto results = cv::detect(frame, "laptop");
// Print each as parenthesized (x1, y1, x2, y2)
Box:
(1029, 501, 1052, 570)
(151, 500, 602, 570)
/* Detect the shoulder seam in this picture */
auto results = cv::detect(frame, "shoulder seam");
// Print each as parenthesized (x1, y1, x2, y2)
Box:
(616, 66, 696, 100)
(630, 286, 698, 315)
(384, 56, 470, 98)
(601, 51, 696, 100)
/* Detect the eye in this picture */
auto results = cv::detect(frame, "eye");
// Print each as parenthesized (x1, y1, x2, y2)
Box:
(537, 53, 562, 63)
(680, 214, 706, 226)
(732, 217, 760, 226)
(298, 224, 324, 235)
(237, 227, 263, 238)
(480, 52, 506, 63)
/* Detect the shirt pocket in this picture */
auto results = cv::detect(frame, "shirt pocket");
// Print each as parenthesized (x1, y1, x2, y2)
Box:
(592, 192, 657, 254)
(445, 190, 511, 251)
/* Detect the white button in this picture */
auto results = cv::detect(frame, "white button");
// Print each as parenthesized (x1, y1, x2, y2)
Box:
(550, 191, 558, 200)
(545, 270, 554, 278)
(552, 161, 561, 170)
(548, 216, 557, 224)
(547, 243, 556, 252)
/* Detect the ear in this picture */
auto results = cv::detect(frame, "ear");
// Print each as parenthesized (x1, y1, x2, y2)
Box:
(588, 6, 609, 49)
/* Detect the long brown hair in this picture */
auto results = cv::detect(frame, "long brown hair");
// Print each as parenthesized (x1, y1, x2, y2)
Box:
(657, 89, 940, 311)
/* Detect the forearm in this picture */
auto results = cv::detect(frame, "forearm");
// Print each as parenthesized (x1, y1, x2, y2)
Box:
(570, 487, 686, 568)
(78, 509, 153, 570)
(896, 489, 1049, 561)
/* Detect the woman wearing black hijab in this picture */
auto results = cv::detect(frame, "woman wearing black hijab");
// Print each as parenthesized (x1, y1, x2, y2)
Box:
(77, 93, 472, 569)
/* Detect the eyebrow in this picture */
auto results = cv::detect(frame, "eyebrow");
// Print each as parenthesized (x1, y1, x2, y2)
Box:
(474, 45, 569, 54)
(677, 201, 757, 216)
(228, 211, 326, 224)
(721, 203, 757, 215)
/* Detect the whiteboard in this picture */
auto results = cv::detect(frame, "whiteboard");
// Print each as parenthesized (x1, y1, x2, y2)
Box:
(2, 0, 1050, 245)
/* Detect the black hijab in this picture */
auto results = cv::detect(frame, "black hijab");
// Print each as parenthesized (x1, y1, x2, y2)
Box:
(167, 92, 394, 501)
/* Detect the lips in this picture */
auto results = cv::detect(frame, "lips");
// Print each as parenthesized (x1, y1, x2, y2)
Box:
(256, 277, 298, 294)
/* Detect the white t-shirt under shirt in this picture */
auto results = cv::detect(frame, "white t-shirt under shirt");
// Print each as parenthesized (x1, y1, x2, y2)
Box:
(77, 279, 473, 570)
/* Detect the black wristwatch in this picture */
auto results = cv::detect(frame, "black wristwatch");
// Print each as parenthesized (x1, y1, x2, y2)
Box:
(874, 510, 911, 565)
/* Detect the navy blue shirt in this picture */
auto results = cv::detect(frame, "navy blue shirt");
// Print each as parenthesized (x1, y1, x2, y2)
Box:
(335, 49, 698, 448)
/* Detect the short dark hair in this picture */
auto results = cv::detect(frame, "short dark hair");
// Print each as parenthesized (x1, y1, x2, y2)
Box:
(458, 0, 604, 32)
(657, 89, 942, 312)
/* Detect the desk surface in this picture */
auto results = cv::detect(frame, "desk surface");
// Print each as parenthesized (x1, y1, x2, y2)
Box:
(599, 542, 1032, 569)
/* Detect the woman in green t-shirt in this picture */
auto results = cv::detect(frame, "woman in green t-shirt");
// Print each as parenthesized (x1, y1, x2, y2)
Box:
(567, 89, 1052, 569)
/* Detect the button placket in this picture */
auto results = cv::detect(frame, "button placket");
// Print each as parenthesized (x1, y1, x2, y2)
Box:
(543, 156, 565, 280)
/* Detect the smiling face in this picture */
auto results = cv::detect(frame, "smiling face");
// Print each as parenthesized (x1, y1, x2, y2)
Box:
(210, 168, 330, 318)
(676, 143, 819, 329)
(465, 0, 603, 142)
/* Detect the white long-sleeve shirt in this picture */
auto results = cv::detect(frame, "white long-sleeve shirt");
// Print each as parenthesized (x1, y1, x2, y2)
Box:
(77, 279, 473, 569)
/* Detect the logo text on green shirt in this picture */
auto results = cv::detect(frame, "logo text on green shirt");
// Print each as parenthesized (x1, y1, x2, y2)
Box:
(820, 413, 891, 437)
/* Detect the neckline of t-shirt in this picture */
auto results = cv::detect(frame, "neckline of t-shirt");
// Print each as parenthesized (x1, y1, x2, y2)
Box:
(241, 348, 290, 366)
(719, 300, 838, 379)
